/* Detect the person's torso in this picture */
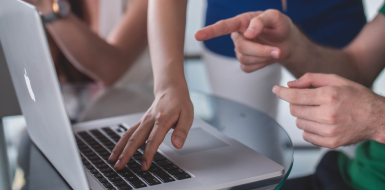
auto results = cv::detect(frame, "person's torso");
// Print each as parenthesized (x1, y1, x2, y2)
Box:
(204, 0, 367, 57)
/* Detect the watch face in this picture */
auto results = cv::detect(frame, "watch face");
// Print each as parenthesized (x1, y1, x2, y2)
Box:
(57, 0, 70, 17)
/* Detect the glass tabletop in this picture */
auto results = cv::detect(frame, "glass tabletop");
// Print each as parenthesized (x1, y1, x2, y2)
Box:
(2, 84, 293, 190)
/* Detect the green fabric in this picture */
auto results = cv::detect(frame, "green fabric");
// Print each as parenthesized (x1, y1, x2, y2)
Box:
(338, 141, 385, 190)
(381, 4, 385, 15)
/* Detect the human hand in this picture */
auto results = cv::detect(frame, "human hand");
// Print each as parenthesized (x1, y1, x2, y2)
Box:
(195, 9, 302, 73)
(272, 73, 385, 148)
(23, 0, 53, 14)
(108, 86, 194, 171)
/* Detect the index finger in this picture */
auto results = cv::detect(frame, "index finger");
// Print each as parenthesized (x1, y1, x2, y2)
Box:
(195, 11, 262, 41)
(272, 85, 322, 105)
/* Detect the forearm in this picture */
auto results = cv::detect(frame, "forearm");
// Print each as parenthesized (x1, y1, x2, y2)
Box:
(282, 29, 361, 85)
(46, 15, 127, 85)
(148, 0, 188, 94)
(45, 0, 148, 86)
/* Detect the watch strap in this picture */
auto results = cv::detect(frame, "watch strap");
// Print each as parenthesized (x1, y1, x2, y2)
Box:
(42, 12, 59, 24)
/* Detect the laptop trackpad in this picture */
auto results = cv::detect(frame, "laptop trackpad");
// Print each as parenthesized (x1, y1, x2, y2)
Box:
(164, 128, 229, 155)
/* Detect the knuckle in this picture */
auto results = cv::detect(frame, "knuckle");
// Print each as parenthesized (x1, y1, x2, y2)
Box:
(240, 65, 252, 73)
(325, 88, 339, 104)
(303, 73, 313, 80)
(289, 105, 297, 116)
(231, 32, 238, 40)
(324, 113, 337, 125)
(328, 139, 340, 149)
(142, 113, 153, 122)
(296, 119, 304, 130)
(127, 137, 137, 145)
(217, 20, 229, 34)
(121, 131, 131, 139)
(302, 132, 311, 143)
(146, 138, 160, 147)
(174, 129, 188, 139)
(288, 92, 299, 104)
(266, 9, 281, 20)
(236, 41, 245, 53)
(324, 127, 337, 136)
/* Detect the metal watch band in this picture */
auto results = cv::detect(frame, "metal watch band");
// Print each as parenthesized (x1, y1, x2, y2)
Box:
(42, 12, 58, 24)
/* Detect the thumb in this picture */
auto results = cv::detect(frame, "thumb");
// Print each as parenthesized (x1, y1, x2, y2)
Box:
(288, 73, 345, 88)
(244, 9, 285, 39)
(171, 110, 193, 149)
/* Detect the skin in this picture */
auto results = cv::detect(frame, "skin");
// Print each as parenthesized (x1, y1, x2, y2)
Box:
(196, 10, 385, 147)
(109, 0, 194, 171)
(25, 0, 149, 86)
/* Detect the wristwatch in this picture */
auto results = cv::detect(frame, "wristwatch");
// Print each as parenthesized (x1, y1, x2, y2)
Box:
(41, 0, 71, 23)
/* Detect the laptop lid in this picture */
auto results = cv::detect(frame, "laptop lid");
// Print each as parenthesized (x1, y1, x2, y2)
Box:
(0, 0, 89, 189)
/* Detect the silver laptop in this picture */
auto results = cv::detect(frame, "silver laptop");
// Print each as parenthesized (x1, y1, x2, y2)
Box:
(0, 0, 284, 189)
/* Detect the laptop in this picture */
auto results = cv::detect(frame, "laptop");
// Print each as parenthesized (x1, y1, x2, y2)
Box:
(0, 0, 284, 189)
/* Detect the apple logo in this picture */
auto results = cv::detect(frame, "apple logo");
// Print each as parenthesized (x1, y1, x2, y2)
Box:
(24, 69, 36, 102)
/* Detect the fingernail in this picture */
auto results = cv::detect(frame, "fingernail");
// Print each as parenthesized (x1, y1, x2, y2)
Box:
(272, 86, 278, 94)
(114, 160, 121, 169)
(108, 153, 115, 162)
(288, 80, 297, 85)
(246, 28, 256, 35)
(174, 137, 183, 148)
(271, 50, 279, 58)
(141, 160, 147, 170)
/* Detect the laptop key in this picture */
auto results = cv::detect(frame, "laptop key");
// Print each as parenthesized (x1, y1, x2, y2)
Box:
(94, 173, 104, 179)
(85, 164, 94, 170)
(129, 180, 147, 188)
(98, 177, 109, 183)
(127, 162, 141, 169)
(117, 185, 133, 190)
(135, 171, 151, 177)
(90, 159, 104, 164)
(148, 165, 161, 173)
(103, 183, 113, 188)
(95, 163, 109, 169)
(99, 151, 111, 156)
(162, 164, 179, 171)
(113, 181, 127, 186)
(155, 160, 172, 166)
(153, 153, 166, 161)
(131, 168, 144, 174)
(133, 155, 142, 160)
(123, 175, 139, 181)
(108, 176, 123, 182)
(173, 172, 191, 180)
(104, 172, 118, 178)
(142, 176, 161, 186)
(89, 169, 99, 174)
(87, 155, 99, 160)
(167, 168, 184, 175)
(153, 170, 175, 183)
(100, 168, 113, 173)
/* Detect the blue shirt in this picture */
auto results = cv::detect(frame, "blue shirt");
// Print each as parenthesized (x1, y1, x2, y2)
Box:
(204, 0, 366, 58)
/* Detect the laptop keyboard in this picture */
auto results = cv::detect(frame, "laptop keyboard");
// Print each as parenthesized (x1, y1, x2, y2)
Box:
(75, 126, 191, 190)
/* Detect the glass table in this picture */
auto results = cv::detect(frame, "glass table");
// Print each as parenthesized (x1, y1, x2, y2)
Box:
(2, 84, 293, 190)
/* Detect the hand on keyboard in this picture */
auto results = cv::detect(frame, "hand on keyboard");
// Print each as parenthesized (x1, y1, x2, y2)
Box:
(108, 88, 194, 171)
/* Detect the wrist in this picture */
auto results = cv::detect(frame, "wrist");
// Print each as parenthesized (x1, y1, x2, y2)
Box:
(154, 79, 189, 97)
(282, 25, 312, 66)
(370, 95, 385, 144)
